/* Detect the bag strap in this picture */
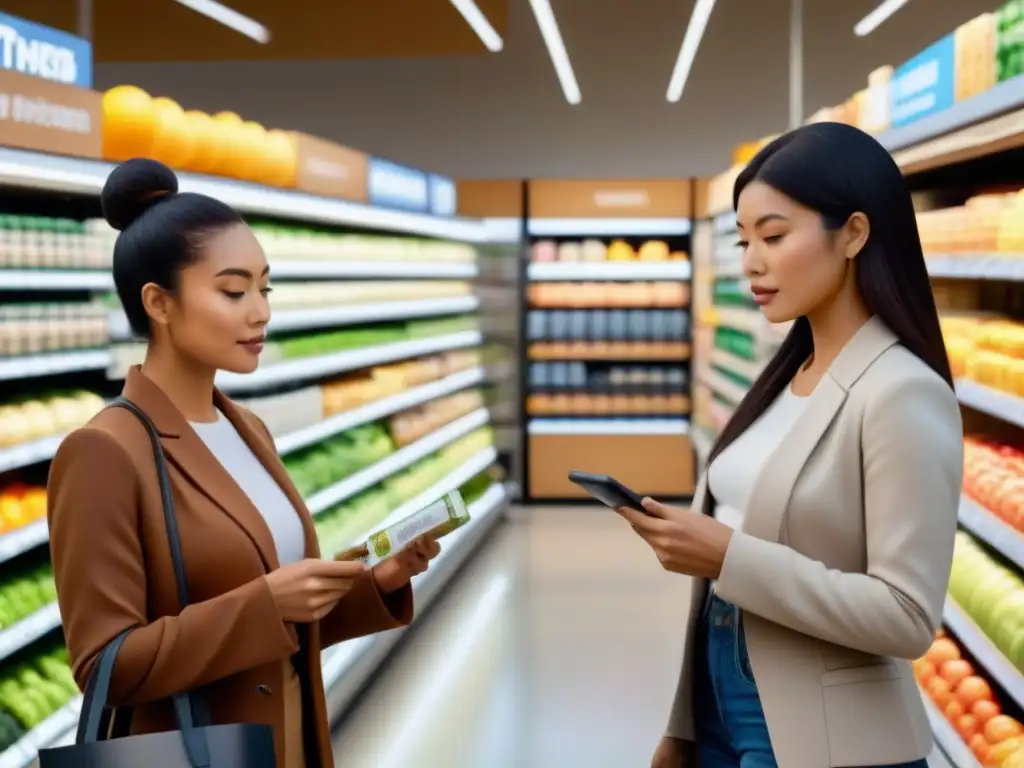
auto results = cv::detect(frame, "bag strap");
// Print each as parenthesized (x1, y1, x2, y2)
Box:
(72, 398, 211, 767)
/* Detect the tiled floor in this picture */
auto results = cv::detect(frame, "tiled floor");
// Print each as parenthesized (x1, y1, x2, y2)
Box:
(331, 504, 953, 768)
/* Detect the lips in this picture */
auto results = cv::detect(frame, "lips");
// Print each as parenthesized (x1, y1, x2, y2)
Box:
(239, 334, 266, 353)
(750, 286, 778, 306)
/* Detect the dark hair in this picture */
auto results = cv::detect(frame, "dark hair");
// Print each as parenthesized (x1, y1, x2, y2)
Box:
(102, 158, 243, 336)
(706, 122, 953, 508)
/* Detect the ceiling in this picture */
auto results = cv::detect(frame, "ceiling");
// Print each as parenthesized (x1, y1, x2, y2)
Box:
(31, 0, 1008, 177)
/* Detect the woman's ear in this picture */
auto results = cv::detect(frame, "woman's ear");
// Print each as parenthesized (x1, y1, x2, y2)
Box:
(140, 283, 173, 330)
(842, 212, 870, 260)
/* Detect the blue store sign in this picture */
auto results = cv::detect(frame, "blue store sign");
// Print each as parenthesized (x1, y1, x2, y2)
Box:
(890, 33, 955, 128)
(429, 174, 457, 217)
(368, 158, 429, 213)
(0, 11, 92, 88)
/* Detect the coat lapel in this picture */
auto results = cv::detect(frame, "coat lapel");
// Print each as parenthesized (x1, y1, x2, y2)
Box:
(122, 368, 282, 571)
(742, 316, 899, 544)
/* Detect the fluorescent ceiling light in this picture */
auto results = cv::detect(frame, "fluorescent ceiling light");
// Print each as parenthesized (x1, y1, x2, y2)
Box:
(666, 0, 716, 103)
(172, 0, 271, 44)
(528, 0, 581, 105)
(451, 0, 503, 52)
(854, 0, 912, 36)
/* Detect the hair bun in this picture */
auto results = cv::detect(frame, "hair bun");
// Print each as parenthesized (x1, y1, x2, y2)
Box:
(101, 158, 180, 232)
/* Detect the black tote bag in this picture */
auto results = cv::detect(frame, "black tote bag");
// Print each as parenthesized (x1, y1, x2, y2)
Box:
(39, 397, 277, 768)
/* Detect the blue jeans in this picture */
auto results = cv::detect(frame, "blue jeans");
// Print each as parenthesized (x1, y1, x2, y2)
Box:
(694, 594, 929, 768)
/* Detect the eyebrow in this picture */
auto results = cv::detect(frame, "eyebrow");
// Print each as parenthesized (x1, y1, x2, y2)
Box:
(214, 266, 271, 278)
(736, 213, 789, 230)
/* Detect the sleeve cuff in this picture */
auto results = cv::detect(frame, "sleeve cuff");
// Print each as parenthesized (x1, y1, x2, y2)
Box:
(711, 530, 767, 611)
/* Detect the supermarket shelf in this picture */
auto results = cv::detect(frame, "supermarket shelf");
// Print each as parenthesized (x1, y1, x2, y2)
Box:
(921, 688, 981, 768)
(305, 407, 491, 515)
(481, 217, 522, 243)
(943, 597, 1024, 710)
(955, 379, 1024, 430)
(322, 481, 507, 714)
(527, 261, 692, 282)
(710, 348, 762, 381)
(0, 349, 111, 382)
(927, 256, 1024, 282)
(880, 75, 1024, 154)
(215, 330, 483, 394)
(0, 696, 82, 768)
(269, 296, 479, 334)
(276, 367, 485, 455)
(702, 369, 749, 405)
(269, 261, 480, 280)
(0, 435, 65, 474)
(527, 218, 691, 237)
(0, 147, 488, 243)
(527, 418, 688, 435)
(0, 604, 61, 665)
(343, 447, 499, 552)
(714, 306, 762, 334)
(958, 495, 1024, 571)
(0, 522, 49, 567)
(0, 270, 112, 291)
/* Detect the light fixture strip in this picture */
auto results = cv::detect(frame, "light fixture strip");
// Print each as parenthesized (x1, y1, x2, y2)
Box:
(666, 0, 716, 103)
(854, 0, 912, 37)
(172, 0, 271, 44)
(450, 0, 504, 52)
(528, 0, 582, 105)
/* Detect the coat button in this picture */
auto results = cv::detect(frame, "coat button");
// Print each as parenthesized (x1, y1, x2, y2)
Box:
(256, 684, 272, 696)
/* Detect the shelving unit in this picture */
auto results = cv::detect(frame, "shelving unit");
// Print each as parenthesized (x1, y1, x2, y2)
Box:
(692, 10, 1024, 763)
(0, 134, 519, 765)
(519, 179, 696, 502)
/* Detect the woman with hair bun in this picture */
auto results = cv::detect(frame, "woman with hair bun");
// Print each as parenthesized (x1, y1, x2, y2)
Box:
(617, 123, 962, 768)
(47, 158, 439, 768)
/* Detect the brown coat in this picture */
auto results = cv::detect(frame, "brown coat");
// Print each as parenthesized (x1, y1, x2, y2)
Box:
(47, 367, 414, 768)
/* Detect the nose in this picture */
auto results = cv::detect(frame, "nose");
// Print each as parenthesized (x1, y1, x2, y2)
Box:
(742, 245, 766, 278)
(249, 293, 271, 327)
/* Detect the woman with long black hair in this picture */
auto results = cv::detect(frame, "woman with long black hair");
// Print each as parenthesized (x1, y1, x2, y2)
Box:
(618, 122, 962, 767)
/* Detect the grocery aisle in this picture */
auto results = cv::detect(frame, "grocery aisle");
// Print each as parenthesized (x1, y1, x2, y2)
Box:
(331, 504, 692, 768)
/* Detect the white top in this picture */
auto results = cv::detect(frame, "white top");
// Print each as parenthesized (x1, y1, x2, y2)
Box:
(190, 411, 306, 566)
(708, 386, 810, 528)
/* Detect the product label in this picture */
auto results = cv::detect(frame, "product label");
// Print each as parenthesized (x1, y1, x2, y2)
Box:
(368, 158, 429, 212)
(429, 174, 457, 217)
(0, 70, 101, 159)
(890, 34, 956, 128)
(293, 133, 368, 202)
(0, 12, 92, 88)
(361, 491, 469, 565)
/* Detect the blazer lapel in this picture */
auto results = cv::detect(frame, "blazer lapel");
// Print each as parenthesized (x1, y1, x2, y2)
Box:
(742, 316, 899, 544)
(215, 393, 322, 559)
(122, 368, 282, 571)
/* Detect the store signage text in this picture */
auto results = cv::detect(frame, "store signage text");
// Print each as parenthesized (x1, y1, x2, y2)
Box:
(0, 70, 102, 159)
(0, 12, 92, 88)
(293, 133, 368, 202)
(593, 189, 651, 208)
(890, 34, 955, 128)
(368, 158, 429, 212)
(429, 175, 457, 217)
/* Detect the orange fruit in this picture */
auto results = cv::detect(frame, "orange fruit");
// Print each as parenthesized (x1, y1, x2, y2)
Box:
(968, 733, 989, 764)
(984, 714, 1024, 744)
(945, 699, 965, 722)
(102, 85, 158, 162)
(926, 638, 961, 666)
(971, 698, 1001, 723)
(264, 130, 298, 187)
(941, 659, 975, 688)
(182, 111, 220, 174)
(150, 97, 194, 170)
(913, 658, 937, 683)
(955, 677, 993, 709)
(926, 676, 954, 708)
(955, 714, 980, 741)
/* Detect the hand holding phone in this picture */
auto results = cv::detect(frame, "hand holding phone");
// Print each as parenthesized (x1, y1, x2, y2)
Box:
(568, 471, 650, 513)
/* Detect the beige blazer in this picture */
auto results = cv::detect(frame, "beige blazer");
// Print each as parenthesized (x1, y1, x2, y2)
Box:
(667, 317, 963, 767)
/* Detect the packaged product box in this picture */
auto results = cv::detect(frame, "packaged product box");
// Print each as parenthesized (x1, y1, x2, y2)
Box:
(336, 490, 471, 565)
(862, 66, 894, 133)
(955, 13, 997, 101)
(997, 0, 1024, 83)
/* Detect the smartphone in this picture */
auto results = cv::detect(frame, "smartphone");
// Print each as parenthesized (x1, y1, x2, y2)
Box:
(567, 471, 648, 513)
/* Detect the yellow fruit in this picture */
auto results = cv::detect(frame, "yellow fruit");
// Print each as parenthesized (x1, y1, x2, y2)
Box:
(150, 97, 195, 170)
(264, 130, 298, 187)
(236, 120, 268, 182)
(988, 736, 1024, 764)
(102, 85, 159, 162)
(181, 111, 219, 174)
